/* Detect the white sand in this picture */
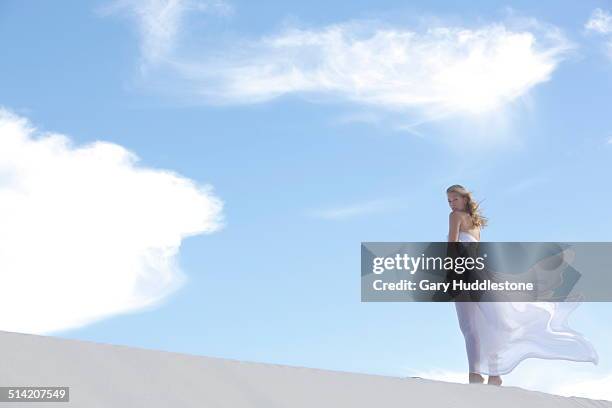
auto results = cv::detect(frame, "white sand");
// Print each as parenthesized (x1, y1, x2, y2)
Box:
(1, 330, 610, 407)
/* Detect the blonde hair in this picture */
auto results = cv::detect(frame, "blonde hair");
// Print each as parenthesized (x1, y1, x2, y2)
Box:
(446, 184, 488, 228)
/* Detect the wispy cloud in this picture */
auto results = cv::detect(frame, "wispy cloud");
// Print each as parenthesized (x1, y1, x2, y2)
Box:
(586, 9, 612, 34)
(104, 1, 573, 118)
(100, 0, 233, 65)
(331, 111, 383, 126)
(585, 8, 612, 60)
(308, 199, 402, 220)
(0, 109, 224, 334)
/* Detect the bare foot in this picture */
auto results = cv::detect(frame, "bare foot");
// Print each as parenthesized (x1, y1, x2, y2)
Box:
(487, 375, 502, 386)
(469, 373, 484, 384)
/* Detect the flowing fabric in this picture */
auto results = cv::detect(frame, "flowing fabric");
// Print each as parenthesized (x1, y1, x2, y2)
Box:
(454, 231, 598, 375)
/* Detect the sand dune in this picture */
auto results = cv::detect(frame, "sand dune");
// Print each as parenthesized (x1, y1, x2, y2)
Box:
(1, 330, 610, 407)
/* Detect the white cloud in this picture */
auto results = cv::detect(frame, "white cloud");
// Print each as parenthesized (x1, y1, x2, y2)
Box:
(585, 9, 612, 61)
(190, 23, 571, 115)
(0, 109, 223, 334)
(100, 0, 233, 64)
(585, 9, 612, 34)
(106, 1, 573, 117)
(332, 111, 383, 126)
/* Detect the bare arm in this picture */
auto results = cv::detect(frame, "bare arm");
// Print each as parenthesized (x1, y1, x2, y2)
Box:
(448, 212, 462, 242)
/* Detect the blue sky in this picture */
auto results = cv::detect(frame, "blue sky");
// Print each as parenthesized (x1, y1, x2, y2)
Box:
(1, 0, 612, 399)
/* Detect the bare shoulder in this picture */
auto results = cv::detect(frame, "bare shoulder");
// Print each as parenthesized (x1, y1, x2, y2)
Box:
(449, 211, 465, 221)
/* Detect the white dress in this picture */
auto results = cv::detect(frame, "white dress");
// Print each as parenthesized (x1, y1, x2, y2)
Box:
(454, 231, 598, 375)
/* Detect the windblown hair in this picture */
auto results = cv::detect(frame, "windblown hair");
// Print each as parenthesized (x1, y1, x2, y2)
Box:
(446, 184, 488, 228)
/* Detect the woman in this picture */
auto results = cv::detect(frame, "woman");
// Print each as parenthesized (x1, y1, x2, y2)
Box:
(446, 184, 598, 386)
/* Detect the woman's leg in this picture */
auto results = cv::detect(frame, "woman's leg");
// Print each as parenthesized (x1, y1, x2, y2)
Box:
(455, 302, 483, 383)
(487, 375, 502, 386)
(469, 373, 484, 384)
(476, 302, 506, 386)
